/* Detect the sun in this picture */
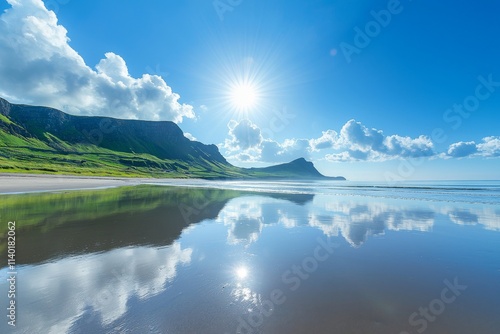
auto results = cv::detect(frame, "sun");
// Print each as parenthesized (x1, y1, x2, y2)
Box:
(235, 266, 249, 280)
(229, 82, 259, 111)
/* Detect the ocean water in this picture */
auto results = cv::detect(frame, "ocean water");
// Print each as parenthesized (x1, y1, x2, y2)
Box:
(145, 179, 500, 204)
(0, 180, 499, 333)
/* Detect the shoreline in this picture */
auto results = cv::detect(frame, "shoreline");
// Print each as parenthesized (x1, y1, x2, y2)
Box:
(0, 173, 345, 195)
(0, 173, 156, 194)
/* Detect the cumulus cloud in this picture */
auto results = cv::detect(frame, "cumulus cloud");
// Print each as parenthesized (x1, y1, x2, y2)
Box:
(324, 151, 353, 162)
(339, 119, 385, 151)
(310, 129, 339, 150)
(222, 119, 310, 163)
(332, 120, 435, 161)
(225, 119, 435, 164)
(223, 118, 498, 164)
(260, 138, 311, 163)
(0, 0, 194, 122)
(225, 119, 263, 150)
(383, 134, 435, 157)
(477, 136, 500, 157)
(447, 141, 478, 158)
(446, 137, 500, 158)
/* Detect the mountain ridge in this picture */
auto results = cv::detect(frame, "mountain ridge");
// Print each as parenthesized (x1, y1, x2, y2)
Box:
(0, 97, 227, 163)
(0, 97, 345, 180)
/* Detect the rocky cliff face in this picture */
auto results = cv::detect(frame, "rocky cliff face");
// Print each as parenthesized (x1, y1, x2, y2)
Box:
(0, 97, 228, 164)
(0, 98, 10, 114)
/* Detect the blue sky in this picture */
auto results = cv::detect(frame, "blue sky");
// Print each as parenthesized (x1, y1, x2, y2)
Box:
(0, 0, 499, 180)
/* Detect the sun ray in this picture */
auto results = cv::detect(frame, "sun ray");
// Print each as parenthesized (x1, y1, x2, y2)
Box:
(229, 80, 259, 111)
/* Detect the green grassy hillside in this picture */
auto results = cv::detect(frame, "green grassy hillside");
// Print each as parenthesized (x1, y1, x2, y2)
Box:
(0, 97, 344, 179)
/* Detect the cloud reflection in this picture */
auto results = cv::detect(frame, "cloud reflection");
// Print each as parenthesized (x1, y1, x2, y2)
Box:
(215, 195, 499, 247)
(310, 203, 435, 246)
(9, 242, 192, 334)
(217, 198, 264, 245)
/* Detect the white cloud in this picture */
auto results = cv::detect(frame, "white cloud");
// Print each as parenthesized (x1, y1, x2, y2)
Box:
(223, 119, 310, 163)
(225, 119, 263, 150)
(335, 120, 435, 161)
(225, 119, 436, 164)
(310, 129, 339, 150)
(339, 119, 385, 151)
(477, 136, 500, 157)
(383, 134, 435, 158)
(325, 151, 353, 162)
(233, 152, 256, 162)
(223, 118, 498, 164)
(325, 150, 373, 162)
(260, 138, 311, 163)
(447, 141, 478, 158)
(0, 0, 194, 122)
(446, 137, 500, 158)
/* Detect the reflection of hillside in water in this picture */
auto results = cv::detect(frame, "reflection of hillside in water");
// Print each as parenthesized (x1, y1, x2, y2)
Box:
(0, 185, 239, 266)
(0, 186, 314, 266)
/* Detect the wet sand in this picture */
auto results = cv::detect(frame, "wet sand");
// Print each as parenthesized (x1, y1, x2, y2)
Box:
(0, 173, 145, 194)
(1, 185, 499, 333)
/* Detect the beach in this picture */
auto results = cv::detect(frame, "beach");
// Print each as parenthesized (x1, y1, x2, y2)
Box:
(0, 173, 145, 194)
(1, 180, 499, 333)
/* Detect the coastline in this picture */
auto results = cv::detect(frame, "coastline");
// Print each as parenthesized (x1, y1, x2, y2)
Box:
(0, 173, 151, 194)
(0, 172, 345, 195)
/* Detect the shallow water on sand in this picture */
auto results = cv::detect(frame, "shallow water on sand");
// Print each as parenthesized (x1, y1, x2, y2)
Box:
(0, 181, 499, 333)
